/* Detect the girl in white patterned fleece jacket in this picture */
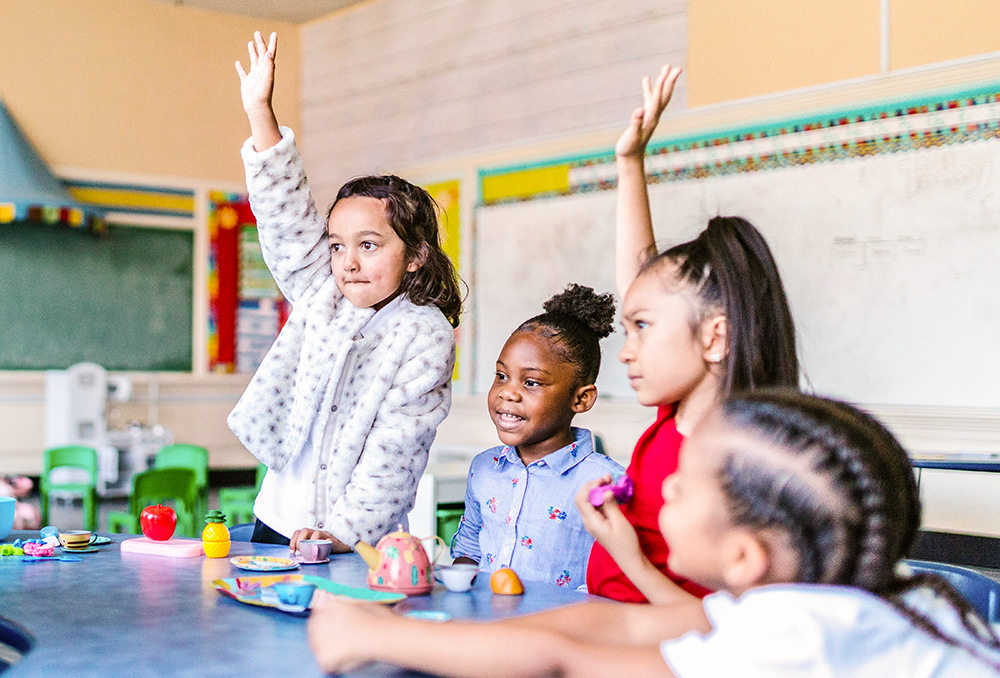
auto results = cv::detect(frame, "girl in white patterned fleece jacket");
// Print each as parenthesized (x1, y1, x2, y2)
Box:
(229, 32, 462, 554)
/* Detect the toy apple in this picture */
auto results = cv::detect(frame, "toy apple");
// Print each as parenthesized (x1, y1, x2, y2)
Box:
(140, 504, 177, 541)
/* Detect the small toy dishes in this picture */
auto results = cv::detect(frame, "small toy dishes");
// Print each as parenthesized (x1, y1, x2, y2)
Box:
(230, 556, 300, 572)
(436, 564, 479, 592)
(490, 568, 524, 595)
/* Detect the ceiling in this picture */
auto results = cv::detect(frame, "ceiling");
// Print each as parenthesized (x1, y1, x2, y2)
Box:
(146, 0, 365, 24)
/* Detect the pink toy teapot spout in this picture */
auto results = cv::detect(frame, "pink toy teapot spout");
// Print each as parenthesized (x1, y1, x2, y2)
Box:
(354, 525, 446, 596)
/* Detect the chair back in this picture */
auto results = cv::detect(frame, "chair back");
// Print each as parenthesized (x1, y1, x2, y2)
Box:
(42, 445, 99, 488)
(130, 468, 198, 517)
(154, 444, 208, 489)
(905, 559, 1000, 624)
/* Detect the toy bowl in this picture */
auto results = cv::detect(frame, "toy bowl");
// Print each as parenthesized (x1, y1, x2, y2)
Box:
(0, 497, 15, 540)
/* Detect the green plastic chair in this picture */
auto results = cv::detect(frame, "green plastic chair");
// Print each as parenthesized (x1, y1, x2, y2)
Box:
(40, 446, 99, 531)
(107, 468, 199, 537)
(217, 464, 266, 525)
(153, 444, 209, 519)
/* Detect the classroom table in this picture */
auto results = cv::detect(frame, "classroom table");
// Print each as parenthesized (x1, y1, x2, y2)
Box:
(0, 532, 591, 677)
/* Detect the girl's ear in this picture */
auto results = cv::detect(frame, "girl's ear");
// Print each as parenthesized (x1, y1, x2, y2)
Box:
(571, 384, 598, 414)
(721, 530, 770, 593)
(701, 314, 728, 364)
(406, 243, 429, 273)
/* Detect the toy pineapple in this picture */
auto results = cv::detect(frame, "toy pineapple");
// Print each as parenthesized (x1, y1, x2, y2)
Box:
(202, 510, 231, 558)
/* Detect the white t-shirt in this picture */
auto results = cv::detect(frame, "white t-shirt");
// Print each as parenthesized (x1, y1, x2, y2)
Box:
(661, 584, 1000, 678)
(253, 296, 404, 538)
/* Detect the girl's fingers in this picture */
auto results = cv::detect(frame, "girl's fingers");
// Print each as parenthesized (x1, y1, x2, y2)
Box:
(247, 40, 257, 67)
(235, 61, 247, 80)
(267, 31, 277, 58)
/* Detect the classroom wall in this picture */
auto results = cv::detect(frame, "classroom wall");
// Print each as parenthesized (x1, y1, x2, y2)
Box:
(0, 0, 300, 182)
(0, 0, 298, 472)
(2, 0, 1000, 537)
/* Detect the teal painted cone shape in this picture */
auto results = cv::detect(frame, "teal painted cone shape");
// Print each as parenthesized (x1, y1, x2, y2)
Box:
(0, 97, 103, 229)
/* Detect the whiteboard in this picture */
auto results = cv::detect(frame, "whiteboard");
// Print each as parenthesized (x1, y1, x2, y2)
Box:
(475, 139, 1000, 407)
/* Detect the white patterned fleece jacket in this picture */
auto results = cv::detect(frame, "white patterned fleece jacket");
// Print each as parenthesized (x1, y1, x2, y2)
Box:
(227, 127, 456, 546)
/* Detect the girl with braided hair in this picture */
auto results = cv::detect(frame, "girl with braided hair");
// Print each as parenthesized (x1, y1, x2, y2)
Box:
(448, 283, 624, 587)
(307, 391, 1000, 678)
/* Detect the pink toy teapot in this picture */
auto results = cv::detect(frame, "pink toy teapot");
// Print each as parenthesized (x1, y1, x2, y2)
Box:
(354, 525, 446, 596)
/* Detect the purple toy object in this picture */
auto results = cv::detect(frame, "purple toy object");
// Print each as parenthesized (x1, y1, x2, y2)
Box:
(588, 474, 634, 507)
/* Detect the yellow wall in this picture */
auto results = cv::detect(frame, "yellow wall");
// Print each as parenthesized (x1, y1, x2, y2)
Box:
(687, 0, 881, 105)
(0, 0, 299, 183)
(891, 0, 1000, 69)
(688, 0, 1000, 106)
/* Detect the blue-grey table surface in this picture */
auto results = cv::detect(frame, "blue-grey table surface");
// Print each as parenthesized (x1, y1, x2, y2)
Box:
(0, 531, 591, 677)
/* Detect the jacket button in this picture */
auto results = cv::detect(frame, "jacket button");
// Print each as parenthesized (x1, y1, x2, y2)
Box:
(320, 464, 327, 471)
(318, 523, 324, 529)
(331, 405, 338, 412)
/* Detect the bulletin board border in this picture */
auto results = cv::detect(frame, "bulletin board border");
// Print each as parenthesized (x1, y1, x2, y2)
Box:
(478, 82, 1000, 206)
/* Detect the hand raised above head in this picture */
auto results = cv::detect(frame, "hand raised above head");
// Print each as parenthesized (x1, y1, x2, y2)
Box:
(235, 30, 277, 117)
(615, 64, 683, 160)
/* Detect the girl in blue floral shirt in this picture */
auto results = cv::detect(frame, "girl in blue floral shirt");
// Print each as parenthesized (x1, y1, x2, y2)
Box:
(450, 284, 624, 587)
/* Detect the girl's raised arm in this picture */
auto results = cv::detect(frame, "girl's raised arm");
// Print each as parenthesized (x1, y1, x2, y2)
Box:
(614, 65, 682, 297)
(234, 31, 282, 152)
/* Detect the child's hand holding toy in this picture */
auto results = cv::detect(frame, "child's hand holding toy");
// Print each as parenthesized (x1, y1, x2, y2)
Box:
(576, 475, 644, 571)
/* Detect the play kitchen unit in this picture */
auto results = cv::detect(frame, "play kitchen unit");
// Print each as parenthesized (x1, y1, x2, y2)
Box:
(44, 362, 171, 497)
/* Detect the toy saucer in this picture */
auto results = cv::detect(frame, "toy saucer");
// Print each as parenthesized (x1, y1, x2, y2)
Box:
(230, 556, 300, 572)
(294, 556, 330, 565)
(60, 546, 99, 553)
(92, 536, 112, 545)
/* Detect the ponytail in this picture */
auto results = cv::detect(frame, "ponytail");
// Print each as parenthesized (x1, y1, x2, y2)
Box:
(642, 216, 798, 396)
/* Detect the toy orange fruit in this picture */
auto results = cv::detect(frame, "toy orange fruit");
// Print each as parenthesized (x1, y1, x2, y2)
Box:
(490, 567, 524, 595)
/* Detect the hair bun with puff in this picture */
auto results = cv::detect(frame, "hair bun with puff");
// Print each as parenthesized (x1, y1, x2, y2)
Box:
(542, 283, 616, 339)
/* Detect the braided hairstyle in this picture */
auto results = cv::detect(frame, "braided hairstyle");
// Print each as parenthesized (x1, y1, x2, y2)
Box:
(329, 175, 464, 328)
(515, 283, 616, 386)
(716, 389, 1000, 669)
(639, 215, 798, 396)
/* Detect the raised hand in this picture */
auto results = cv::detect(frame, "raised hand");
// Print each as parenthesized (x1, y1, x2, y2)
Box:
(234, 31, 281, 151)
(615, 64, 682, 160)
(235, 31, 277, 116)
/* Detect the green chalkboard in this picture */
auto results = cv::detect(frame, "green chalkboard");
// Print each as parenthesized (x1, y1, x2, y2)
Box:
(0, 222, 193, 370)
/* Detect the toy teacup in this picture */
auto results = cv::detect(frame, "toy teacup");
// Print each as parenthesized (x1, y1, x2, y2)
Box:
(435, 564, 479, 592)
(271, 581, 316, 608)
(59, 530, 97, 550)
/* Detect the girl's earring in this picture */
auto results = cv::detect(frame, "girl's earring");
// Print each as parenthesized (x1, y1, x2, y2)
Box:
(708, 353, 723, 363)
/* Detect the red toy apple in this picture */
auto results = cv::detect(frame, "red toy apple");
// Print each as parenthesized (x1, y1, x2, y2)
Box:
(140, 504, 177, 541)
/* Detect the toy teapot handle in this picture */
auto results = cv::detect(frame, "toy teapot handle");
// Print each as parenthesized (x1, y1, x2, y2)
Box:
(422, 535, 447, 566)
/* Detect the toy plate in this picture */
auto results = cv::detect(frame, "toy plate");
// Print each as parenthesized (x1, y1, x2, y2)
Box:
(213, 574, 405, 616)
(230, 556, 300, 572)
(60, 546, 99, 553)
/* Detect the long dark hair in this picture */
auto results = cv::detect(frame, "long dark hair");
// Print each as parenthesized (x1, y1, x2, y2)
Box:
(717, 389, 1000, 669)
(329, 175, 463, 328)
(640, 215, 798, 395)
(516, 283, 616, 385)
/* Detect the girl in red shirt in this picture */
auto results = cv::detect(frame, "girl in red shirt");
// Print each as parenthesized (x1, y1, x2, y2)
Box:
(577, 65, 800, 603)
